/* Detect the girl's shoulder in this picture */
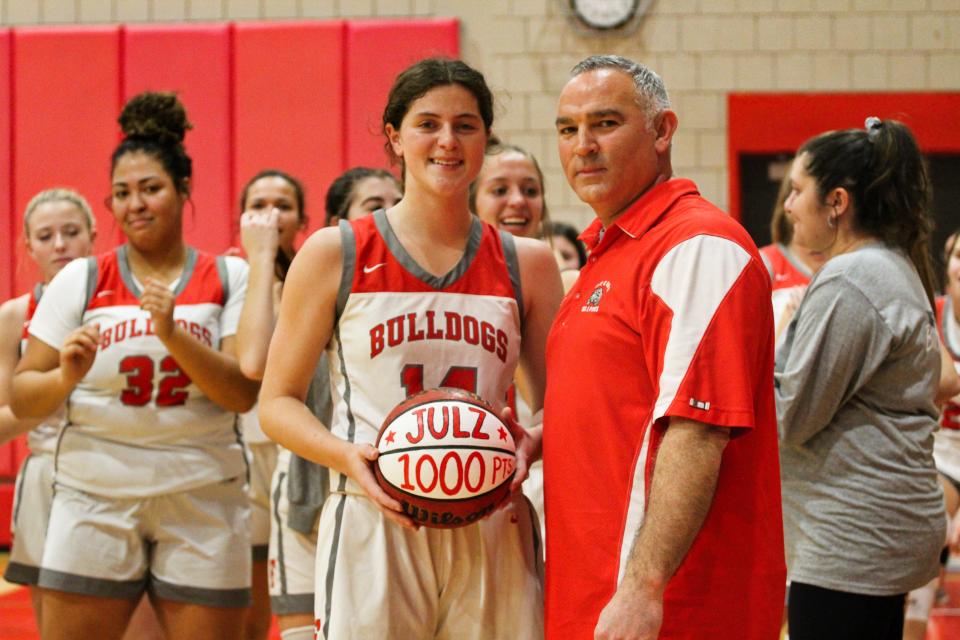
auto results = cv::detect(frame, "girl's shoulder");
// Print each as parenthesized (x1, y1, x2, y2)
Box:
(0, 292, 30, 329)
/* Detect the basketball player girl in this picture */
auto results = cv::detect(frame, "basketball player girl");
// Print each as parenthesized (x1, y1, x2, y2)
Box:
(902, 229, 960, 640)
(469, 141, 557, 542)
(0, 189, 96, 624)
(325, 166, 404, 225)
(233, 169, 309, 640)
(759, 160, 826, 343)
(259, 58, 563, 639)
(236, 167, 401, 640)
(11, 91, 259, 640)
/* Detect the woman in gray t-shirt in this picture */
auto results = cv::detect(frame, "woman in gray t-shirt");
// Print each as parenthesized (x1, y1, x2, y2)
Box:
(775, 118, 944, 640)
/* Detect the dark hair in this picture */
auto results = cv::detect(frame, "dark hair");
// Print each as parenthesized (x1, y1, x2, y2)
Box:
(239, 169, 307, 282)
(769, 161, 795, 246)
(798, 118, 935, 307)
(552, 221, 587, 268)
(325, 167, 402, 226)
(111, 92, 193, 195)
(469, 142, 552, 240)
(382, 58, 494, 170)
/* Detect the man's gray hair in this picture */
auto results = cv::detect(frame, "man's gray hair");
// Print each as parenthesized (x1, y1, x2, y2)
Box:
(570, 55, 671, 120)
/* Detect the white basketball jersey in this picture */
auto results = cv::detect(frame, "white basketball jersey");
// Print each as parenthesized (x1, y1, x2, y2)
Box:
(327, 211, 523, 494)
(21, 283, 64, 455)
(29, 246, 249, 497)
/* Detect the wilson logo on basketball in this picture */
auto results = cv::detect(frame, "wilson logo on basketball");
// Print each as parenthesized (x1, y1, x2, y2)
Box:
(375, 388, 516, 529)
(369, 310, 509, 362)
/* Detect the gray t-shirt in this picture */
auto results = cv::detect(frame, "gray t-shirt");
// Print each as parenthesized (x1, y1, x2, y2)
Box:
(775, 243, 944, 596)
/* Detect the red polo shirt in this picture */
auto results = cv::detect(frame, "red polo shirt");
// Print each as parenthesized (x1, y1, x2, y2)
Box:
(543, 179, 785, 639)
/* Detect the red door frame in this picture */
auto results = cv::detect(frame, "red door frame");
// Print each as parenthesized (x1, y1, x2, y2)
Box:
(727, 93, 960, 222)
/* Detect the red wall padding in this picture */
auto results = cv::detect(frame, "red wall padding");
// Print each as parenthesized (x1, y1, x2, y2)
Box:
(727, 93, 960, 221)
(233, 21, 345, 244)
(124, 24, 233, 254)
(345, 19, 459, 170)
(0, 29, 12, 304)
(0, 20, 460, 485)
(12, 27, 120, 294)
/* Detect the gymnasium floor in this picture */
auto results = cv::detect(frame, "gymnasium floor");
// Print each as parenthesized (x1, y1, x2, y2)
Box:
(2, 550, 959, 639)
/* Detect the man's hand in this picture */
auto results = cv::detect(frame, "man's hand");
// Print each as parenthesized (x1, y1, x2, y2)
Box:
(594, 582, 663, 640)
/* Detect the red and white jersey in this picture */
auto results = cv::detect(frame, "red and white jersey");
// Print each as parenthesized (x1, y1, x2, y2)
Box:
(934, 296, 960, 480)
(29, 245, 248, 498)
(326, 210, 522, 493)
(21, 283, 65, 455)
(544, 180, 784, 639)
(759, 243, 812, 334)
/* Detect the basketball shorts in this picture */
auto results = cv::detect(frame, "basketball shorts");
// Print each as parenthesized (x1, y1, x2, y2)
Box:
(38, 476, 251, 607)
(248, 440, 279, 557)
(314, 487, 544, 640)
(268, 448, 317, 616)
(4, 453, 54, 585)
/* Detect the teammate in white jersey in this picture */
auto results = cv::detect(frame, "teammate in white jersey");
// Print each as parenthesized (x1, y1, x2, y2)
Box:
(470, 141, 553, 544)
(234, 169, 308, 640)
(1, 189, 95, 626)
(251, 167, 402, 640)
(11, 92, 259, 640)
(260, 58, 563, 639)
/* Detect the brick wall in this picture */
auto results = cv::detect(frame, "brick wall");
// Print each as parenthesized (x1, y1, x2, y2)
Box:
(1, 0, 957, 228)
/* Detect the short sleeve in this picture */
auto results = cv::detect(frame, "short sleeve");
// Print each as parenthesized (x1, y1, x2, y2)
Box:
(649, 235, 771, 429)
(28, 258, 90, 350)
(774, 273, 892, 445)
(219, 256, 249, 339)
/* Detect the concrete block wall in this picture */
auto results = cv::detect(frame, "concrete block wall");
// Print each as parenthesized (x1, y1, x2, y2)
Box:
(1, 0, 958, 228)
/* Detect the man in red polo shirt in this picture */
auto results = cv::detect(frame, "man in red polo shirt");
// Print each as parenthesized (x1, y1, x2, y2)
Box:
(544, 55, 785, 639)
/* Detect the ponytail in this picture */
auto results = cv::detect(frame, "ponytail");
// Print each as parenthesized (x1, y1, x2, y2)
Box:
(799, 118, 935, 308)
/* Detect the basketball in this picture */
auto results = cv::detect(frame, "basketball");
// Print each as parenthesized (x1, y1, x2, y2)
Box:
(374, 387, 517, 529)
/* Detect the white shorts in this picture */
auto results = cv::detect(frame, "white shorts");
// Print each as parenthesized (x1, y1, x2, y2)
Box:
(38, 476, 251, 607)
(268, 449, 318, 615)
(247, 440, 279, 556)
(4, 453, 55, 585)
(314, 489, 544, 640)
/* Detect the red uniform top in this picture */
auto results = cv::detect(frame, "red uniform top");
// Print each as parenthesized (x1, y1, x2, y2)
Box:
(759, 243, 811, 291)
(543, 179, 785, 639)
(936, 296, 960, 431)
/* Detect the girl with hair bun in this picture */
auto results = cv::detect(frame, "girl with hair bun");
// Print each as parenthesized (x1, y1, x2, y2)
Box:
(12, 91, 258, 640)
(259, 58, 562, 639)
(0, 189, 95, 626)
(775, 118, 945, 640)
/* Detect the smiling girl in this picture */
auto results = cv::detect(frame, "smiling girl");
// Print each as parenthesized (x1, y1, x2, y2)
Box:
(11, 91, 258, 640)
(259, 58, 562, 639)
(0, 189, 95, 624)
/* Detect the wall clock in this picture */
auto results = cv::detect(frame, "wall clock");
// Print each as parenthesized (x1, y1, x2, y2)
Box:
(569, 0, 641, 31)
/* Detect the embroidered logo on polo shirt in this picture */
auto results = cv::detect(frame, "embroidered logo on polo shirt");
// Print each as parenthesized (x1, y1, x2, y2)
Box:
(581, 280, 611, 313)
